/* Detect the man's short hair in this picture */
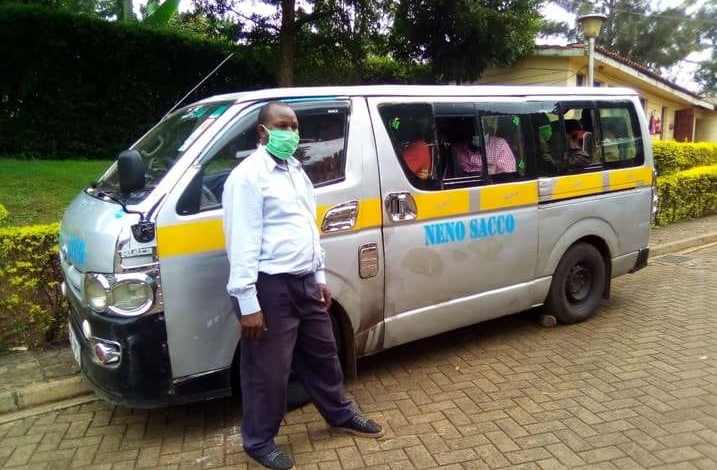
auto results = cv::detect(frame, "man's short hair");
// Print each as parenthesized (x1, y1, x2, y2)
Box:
(258, 101, 291, 126)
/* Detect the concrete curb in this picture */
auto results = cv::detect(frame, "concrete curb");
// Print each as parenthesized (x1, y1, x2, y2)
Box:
(651, 231, 717, 257)
(1, 230, 716, 418)
(0, 376, 93, 415)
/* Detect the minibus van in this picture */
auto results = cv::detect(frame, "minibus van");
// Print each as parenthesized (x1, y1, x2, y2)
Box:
(60, 86, 655, 407)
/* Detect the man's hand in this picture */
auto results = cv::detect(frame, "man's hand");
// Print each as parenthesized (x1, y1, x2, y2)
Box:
(318, 283, 332, 310)
(240, 311, 266, 339)
(416, 168, 429, 180)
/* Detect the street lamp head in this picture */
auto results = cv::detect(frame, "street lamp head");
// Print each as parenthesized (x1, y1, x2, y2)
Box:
(578, 13, 607, 39)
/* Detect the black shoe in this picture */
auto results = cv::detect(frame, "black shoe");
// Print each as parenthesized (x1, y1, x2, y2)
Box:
(333, 413, 384, 438)
(246, 447, 294, 470)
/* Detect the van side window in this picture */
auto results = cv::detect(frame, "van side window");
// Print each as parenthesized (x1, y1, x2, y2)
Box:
(379, 103, 438, 190)
(178, 102, 349, 215)
(561, 105, 600, 170)
(530, 107, 563, 176)
(198, 109, 260, 211)
(598, 104, 644, 166)
(293, 106, 348, 187)
(379, 102, 535, 190)
(434, 103, 482, 182)
(476, 114, 527, 179)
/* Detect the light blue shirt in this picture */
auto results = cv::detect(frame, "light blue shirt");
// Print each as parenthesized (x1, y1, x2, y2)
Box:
(222, 146, 325, 315)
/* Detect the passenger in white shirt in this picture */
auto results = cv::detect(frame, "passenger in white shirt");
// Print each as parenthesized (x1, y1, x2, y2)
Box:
(222, 102, 383, 470)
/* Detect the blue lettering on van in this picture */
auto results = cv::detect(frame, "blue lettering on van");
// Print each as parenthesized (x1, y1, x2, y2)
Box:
(424, 221, 466, 246)
(65, 235, 86, 267)
(426, 214, 516, 246)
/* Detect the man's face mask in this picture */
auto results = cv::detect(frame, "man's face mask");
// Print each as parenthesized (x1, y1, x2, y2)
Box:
(261, 124, 300, 160)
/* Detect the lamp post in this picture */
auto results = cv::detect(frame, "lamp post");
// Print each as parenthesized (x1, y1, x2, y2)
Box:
(577, 13, 607, 87)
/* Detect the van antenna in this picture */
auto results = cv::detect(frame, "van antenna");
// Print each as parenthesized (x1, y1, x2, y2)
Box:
(161, 52, 235, 121)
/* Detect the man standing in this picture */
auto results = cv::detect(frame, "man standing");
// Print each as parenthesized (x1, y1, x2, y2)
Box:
(223, 102, 383, 470)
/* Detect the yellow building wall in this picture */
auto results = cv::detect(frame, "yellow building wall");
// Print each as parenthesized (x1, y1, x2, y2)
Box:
(478, 56, 572, 86)
(564, 57, 688, 141)
(695, 111, 717, 142)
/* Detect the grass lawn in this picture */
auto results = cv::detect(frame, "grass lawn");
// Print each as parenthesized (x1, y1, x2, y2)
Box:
(0, 159, 112, 226)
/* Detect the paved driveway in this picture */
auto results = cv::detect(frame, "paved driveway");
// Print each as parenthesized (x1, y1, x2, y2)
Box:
(2, 245, 716, 470)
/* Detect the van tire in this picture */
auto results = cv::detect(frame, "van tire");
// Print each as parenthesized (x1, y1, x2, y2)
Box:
(546, 242, 606, 324)
(234, 311, 344, 410)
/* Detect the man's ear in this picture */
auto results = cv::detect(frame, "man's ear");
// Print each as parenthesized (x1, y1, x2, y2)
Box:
(257, 124, 268, 144)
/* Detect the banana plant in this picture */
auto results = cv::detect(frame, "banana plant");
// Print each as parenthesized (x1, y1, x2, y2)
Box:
(142, 0, 180, 26)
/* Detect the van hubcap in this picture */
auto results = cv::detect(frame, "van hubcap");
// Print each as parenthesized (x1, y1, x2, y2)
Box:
(566, 263, 592, 303)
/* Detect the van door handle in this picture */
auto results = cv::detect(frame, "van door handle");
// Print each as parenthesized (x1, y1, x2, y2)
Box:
(321, 200, 359, 232)
(385, 192, 417, 222)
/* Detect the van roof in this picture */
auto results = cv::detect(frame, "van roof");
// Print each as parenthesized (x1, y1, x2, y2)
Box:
(197, 85, 639, 105)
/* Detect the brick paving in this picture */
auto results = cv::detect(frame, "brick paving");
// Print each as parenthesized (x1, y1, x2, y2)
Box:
(0, 348, 78, 394)
(1, 244, 716, 469)
(1, 214, 714, 400)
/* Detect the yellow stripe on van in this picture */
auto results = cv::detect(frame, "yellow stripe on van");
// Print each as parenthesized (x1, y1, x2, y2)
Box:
(414, 190, 470, 220)
(159, 198, 384, 259)
(551, 172, 604, 201)
(157, 219, 225, 258)
(355, 198, 383, 229)
(480, 181, 538, 211)
(316, 198, 383, 233)
(608, 166, 652, 191)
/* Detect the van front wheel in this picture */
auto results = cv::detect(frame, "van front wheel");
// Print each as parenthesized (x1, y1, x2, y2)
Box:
(546, 242, 606, 324)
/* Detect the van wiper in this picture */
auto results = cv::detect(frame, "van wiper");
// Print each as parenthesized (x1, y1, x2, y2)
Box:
(90, 186, 129, 211)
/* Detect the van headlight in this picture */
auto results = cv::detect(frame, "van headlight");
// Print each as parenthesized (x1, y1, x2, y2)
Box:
(85, 274, 110, 312)
(84, 273, 155, 316)
(109, 276, 154, 315)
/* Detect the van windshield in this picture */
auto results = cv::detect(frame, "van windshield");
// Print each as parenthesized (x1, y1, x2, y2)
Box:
(92, 101, 233, 202)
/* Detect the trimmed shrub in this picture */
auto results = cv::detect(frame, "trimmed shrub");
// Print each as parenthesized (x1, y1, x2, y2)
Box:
(0, 203, 8, 226)
(655, 165, 717, 226)
(653, 141, 717, 176)
(0, 4, 274, 160)
(0, 223, 66, 350)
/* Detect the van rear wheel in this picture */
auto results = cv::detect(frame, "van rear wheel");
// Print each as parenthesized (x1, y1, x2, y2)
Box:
(546, 242, 606, 324)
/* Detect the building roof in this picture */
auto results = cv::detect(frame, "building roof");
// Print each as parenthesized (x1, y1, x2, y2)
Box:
(535, 44, 713, 110)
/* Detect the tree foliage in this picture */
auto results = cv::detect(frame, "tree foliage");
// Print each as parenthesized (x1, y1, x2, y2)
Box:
(390, 0, 542, 83)
(546, 0, 702, 71)
(695, 1, 717, 94)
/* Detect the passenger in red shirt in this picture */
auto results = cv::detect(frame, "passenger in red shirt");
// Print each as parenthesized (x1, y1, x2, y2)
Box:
(402, 139, 432, 180)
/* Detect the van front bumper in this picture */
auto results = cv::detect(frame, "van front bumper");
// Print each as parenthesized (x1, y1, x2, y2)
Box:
(67, 295, 174, 408)
(67, 291, 234, 408)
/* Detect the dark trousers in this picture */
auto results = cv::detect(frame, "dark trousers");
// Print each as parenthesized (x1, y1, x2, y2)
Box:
(241, 272, 354, 456)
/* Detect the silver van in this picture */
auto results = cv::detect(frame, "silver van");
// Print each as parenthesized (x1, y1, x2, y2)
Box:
(60, 86, 655, 407)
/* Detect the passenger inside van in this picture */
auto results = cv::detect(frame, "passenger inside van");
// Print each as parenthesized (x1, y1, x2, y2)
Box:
(452, 118, 515, 176)
(565, 119, 592, 167)
(401, 119, 433, 180)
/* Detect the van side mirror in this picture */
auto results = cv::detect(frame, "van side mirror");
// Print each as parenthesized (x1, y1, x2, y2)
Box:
(118, 150, 146, 195)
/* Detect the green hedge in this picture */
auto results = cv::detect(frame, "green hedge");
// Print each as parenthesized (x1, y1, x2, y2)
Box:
(0, 203, 8, 226)
(0, 223, 66, 350)
(656, 165, 717, 226)
(0, 4, 274, 160)
(653, 141, 717, 176)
